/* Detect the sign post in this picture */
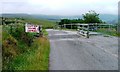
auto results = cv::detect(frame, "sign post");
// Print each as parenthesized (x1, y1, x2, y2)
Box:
(25, 23, 40, 33)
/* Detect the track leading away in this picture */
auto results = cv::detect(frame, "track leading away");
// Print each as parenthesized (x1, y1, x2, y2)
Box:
(46, 29, 118, 70)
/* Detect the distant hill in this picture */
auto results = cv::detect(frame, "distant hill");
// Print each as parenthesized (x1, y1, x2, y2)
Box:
(99, 14, 118, 24)
(1, 13, 32, 18)
(1, 13, 118, 24)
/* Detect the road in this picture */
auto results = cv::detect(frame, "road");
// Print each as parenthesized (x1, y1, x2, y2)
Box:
(47, 29, 118, 70)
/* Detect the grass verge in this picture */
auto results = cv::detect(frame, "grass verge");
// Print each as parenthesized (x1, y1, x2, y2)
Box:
(9, 36, 50, 70)
(42, 29, 48, 36)
(95, 28, 120, 37)
(0, 25, 2, 71)
(2, 18, 51, 70)
(2, 24, 50, 70)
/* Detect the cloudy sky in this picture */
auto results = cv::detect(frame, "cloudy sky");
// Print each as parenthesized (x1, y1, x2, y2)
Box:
(0, 0, 119, 15)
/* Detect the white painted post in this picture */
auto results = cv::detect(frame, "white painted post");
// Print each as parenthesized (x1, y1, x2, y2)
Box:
(64, 24, 66, 28)
(87, 24, 89, 38)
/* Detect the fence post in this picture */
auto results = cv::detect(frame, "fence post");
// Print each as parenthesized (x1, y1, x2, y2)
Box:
(71, 24, 72, 29)
(64, 24, 66, 29)
(87, 24, 89, 38)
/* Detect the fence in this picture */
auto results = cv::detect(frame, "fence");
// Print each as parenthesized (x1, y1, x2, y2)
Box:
(58, 23, 117, 38)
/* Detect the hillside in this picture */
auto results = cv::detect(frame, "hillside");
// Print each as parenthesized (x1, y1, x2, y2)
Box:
(1, 16, 56, 28)
(23, 18, 56, 28)
(1, 14, 32, 18)
(1, 13, 118, 24)
(99, 14, 118, 24)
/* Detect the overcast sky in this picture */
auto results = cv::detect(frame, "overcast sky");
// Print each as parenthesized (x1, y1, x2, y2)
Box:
(0, 0, 119, 16)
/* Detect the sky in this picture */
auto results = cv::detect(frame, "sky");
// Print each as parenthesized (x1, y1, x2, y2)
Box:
(0, 0, 119, 16)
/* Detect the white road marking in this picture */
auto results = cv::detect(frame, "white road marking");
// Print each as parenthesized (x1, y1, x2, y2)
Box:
(50, 38, 79, 41)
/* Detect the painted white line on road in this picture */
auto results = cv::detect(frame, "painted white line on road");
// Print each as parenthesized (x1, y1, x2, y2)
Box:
(49, 33, 78, 36)
(54, 34, 69, 35)
(50, 38, 79, 41)
(46, 29, 53, 31)
(48, 34, 68, 36)
(46, 29, 60, 31)
(62, 30, 77, 34)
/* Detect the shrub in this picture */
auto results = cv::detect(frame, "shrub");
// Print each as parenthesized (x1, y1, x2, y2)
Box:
(11, 24, 34, 46)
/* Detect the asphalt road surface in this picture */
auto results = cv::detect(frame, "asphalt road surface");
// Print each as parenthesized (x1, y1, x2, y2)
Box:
(46, 29, 118, 70)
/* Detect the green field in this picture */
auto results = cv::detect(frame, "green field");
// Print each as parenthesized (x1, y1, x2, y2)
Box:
(1, 17, 56, 28)
(23, 18, 56, 28)
(95, 28, 120, 37)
